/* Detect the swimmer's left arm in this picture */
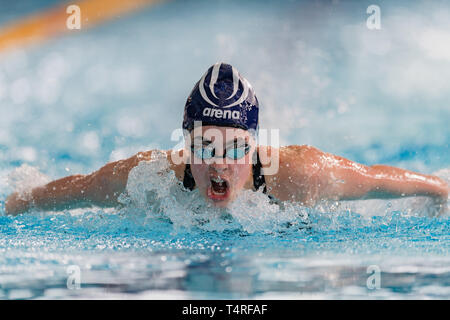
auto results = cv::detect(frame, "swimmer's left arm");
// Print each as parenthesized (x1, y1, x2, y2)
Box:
(311, 149, 449, 209)
(273, 146, 448, 212)
(364, 164, 448, 200)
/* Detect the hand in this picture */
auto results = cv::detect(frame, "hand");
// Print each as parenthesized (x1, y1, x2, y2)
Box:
(4, 192, 31, 216)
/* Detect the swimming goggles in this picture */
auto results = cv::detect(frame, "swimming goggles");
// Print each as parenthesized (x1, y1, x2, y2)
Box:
(191, 142, 250, 160)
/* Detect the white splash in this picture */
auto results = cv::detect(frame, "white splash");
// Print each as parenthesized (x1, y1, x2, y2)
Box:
(6, 164, 51, 201)
(118, 153, 308, 233)
(315, 168, 450, 218)
(118, 152, 450, 232)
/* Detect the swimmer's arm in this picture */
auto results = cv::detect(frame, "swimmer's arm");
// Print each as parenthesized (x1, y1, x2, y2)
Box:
(313, 150, 449, 202)
(361, 165, 448, 200)
(4, 151, 161, 215)
(5, 174, 100, 215)
(273, 146, 448, 210)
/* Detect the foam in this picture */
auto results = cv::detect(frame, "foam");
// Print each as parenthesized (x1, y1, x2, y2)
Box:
(119, 152, 309, 234)
(118, 153, 450, 235)
(6, 164, 50, 201)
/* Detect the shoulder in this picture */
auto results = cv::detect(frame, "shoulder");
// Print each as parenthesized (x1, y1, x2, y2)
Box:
(258, 144, 324, 158)
(132, 149, 186, 182)
(258, 144, 325, 177)
(281, 145, 325, 174)
(259, 144, 327, 203)
(282, 144, 324, 158)
(167, 149, 186, 181)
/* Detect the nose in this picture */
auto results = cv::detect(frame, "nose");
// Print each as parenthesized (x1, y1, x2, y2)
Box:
(214, 146, 225, 158)
(210, 162, 228, 173)
(208, 146, 226, 165)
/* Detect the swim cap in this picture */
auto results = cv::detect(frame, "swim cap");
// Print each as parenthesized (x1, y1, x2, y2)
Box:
(182, 62, 259, 132)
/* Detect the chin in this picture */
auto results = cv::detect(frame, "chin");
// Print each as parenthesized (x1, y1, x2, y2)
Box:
(209, 200, 230, 208)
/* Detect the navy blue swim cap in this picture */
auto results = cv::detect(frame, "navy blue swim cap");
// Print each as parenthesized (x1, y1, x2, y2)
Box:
(182, 63, 259, 132)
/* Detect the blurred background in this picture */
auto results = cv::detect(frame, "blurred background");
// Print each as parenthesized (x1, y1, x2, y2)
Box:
(0, 0, 449, 300)
(0, 0, 449, 188)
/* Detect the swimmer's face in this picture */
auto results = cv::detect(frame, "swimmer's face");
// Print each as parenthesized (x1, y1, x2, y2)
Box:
(188, 126, 256, 208)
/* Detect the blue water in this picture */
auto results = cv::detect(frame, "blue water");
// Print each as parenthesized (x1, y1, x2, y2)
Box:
(0, 0, 449, 299)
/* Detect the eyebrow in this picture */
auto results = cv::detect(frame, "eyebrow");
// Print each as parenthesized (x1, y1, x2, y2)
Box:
(191, 139, 212, 145)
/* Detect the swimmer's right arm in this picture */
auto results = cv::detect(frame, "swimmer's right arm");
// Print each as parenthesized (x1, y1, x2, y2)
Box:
(4, 150, 183, 215)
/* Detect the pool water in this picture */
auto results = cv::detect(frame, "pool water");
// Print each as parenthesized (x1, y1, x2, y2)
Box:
(0, 0, 449, 299)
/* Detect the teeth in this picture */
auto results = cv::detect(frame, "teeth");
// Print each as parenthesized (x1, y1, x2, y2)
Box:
(210, 176, 227, 196)
(212, 189, 225, 195)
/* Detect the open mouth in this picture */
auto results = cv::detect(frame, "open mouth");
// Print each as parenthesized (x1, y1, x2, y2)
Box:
(207, 176, 230, 201)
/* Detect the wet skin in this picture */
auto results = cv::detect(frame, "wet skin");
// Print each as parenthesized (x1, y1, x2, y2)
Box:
(187, 126, 257, 208)
(4, 125, 450, 215)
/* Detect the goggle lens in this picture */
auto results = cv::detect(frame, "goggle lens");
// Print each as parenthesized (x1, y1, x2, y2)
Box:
(191, 144, 250, 160)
